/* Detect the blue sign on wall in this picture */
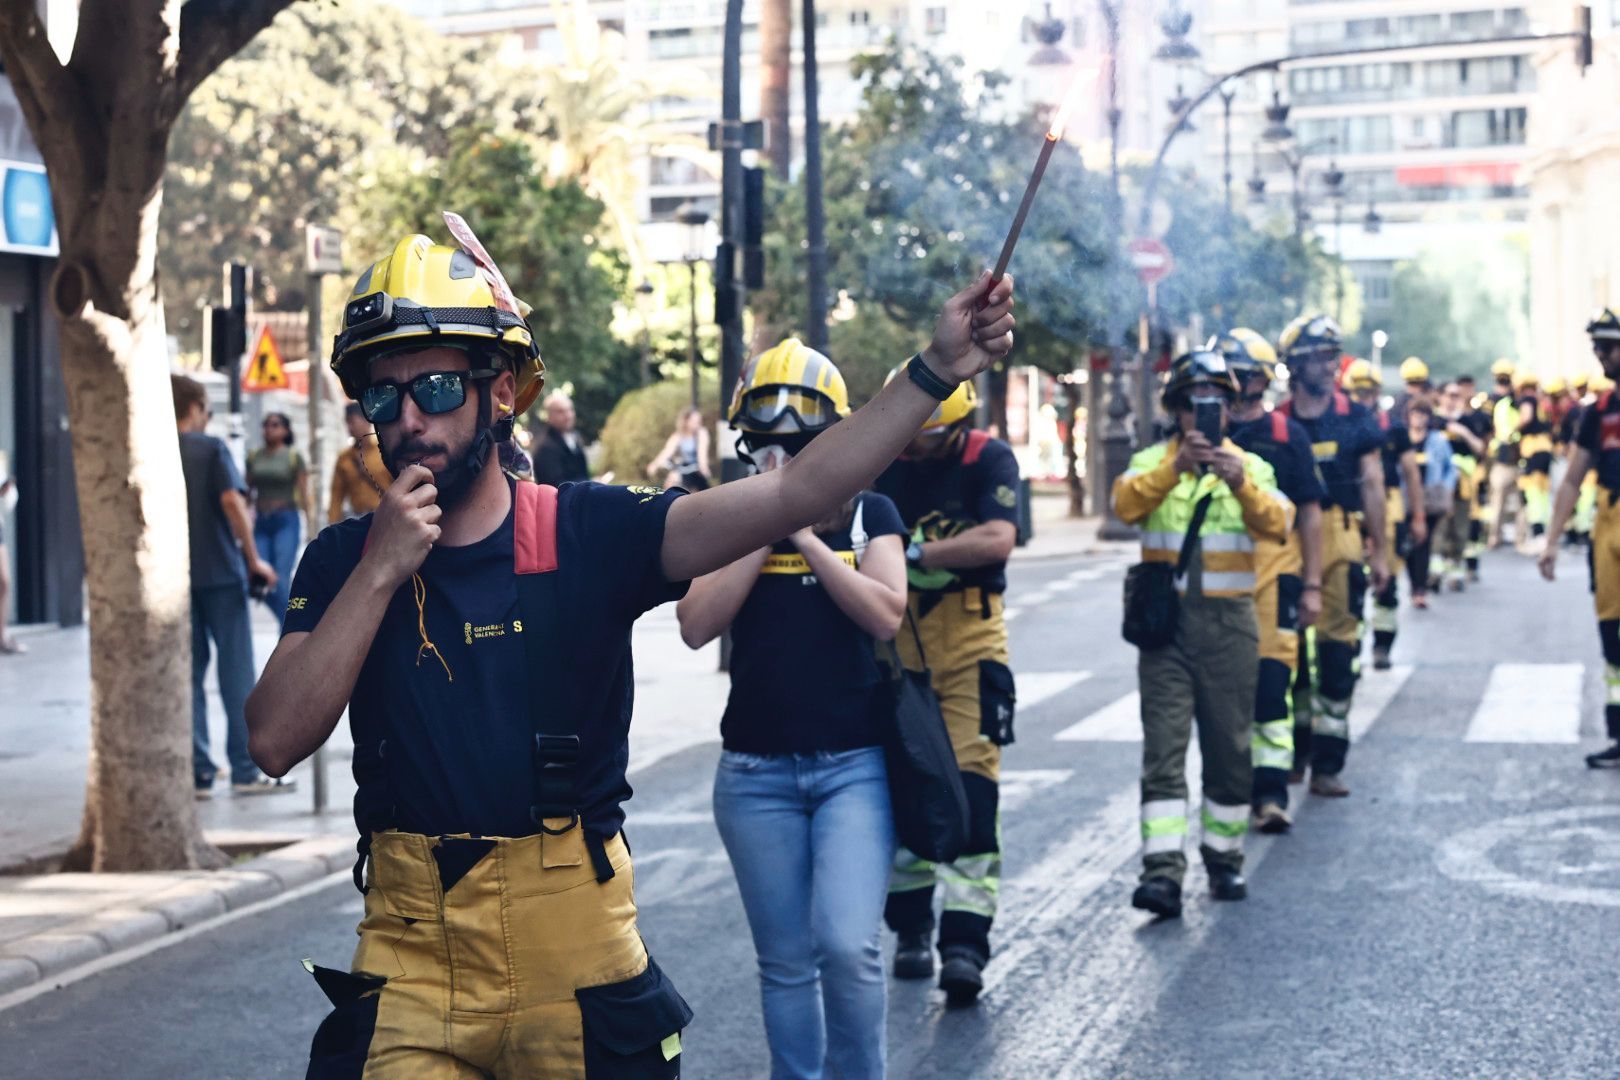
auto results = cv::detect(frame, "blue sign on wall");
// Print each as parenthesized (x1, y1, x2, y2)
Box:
(0, 161, 55, 255)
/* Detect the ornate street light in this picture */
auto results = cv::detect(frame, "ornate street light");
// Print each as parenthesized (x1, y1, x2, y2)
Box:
(675, 201, 710, 409)
(1262, 90, 1293, 142)
(1364, 200, 1383, 235)
(1154, 2, 1200, 61)
(1167, 84, 1196, 135)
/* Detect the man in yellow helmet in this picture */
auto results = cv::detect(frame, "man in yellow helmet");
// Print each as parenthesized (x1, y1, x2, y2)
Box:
(875, 369, 1020, 1004)
(1276, 316, 1390, 798)
(1214, 329, 1324, 835)
(1486, 360, 1523, 547)
(1452, 373, 1494, 580)
(1541, 310, 1620, 768)
(1516, 371, 1555, 551)
(244, 227, 1018, 1073)
(1564, 372, 1598, 545)
(1114, 349, 1292, 916)
(1393, 356, 1432, 423)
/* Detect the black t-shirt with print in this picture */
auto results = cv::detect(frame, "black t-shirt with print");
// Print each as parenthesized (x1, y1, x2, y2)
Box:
(1282, 395, 1386, 513)
(722, 492, 907, 755)
(1577, 392, 1620, 494)
(282, 480, 688, 840)
(1379, 414, 1415, 490)
(1230, 412, 1328, 509)
(875, 431, 1021, 595)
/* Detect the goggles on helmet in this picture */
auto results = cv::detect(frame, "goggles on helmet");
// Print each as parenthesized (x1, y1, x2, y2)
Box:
(732, 385, 842, 434)
(360, 368, 499, 424)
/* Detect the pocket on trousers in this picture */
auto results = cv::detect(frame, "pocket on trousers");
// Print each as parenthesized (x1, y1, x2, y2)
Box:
(576, 955, 694, 1078)
(304, 964, 386, 1079)
(1346, 563, 1368, 618)
(1276, 574, 1302, 632)
(977, 660, 1016, 746)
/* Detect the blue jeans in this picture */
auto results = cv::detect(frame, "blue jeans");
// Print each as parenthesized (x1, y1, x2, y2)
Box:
(191, 584, 259, 785)
(253, 506, 301, 626)
(713, 746, 896, 1080)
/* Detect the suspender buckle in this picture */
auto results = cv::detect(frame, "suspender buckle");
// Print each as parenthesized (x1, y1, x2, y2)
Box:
(531, 734, 582, 832)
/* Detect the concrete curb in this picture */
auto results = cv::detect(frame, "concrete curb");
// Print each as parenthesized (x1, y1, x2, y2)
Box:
(0, 835, 353, 996)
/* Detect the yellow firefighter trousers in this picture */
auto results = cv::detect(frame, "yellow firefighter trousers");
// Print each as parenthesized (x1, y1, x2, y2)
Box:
(306, 827, 688, 1078)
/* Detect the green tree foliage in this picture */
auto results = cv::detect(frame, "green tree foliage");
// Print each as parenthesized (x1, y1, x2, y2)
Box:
(597, 373, 721, 482)
(363, 128, 638, 437)
(753, 46, 1336, 400)
(161, 1, 540, 339)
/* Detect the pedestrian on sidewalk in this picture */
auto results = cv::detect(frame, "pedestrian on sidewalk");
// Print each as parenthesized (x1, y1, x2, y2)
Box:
(327, 403, 387, 523)
(875, 371, 1019, 1006)
(172, 375, 293, 799)
(1114, 350, 1292, 918)
(531, 390, 589, 486)
(243, 226, 1016, 1075)
(678, 341, 908, 1079)
(648, 406, 711, 491)
(246, 412, 308, 626)
(0, 455, 20, 654)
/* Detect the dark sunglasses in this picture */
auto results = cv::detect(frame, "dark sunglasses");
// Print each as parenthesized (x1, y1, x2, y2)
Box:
(360, 369, 498, 424)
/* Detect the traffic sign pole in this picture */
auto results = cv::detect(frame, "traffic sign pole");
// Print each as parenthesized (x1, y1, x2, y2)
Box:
(304, 224, 342, 818)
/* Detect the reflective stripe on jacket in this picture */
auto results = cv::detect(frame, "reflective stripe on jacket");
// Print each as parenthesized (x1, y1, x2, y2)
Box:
(1112, 436, 1294, 598)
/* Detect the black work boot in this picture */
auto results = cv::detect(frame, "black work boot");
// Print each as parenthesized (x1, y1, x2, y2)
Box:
(1130, 876, 1183, 919)
(1586, 742, 1620, 769)
(893, 931, 935, 980)
(1208, 866, 1248, 901)
(938, 947, 985, 1006)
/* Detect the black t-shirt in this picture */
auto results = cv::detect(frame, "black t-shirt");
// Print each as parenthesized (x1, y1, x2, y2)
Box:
(281, 480, 688, 840)
(875, 432, 1021, 594)
(1577, 393, 1620, 493)
(1379, 414, 1414, 490)
(1230, 412, 1328, 509)
(1559, 405, 1582, 447)
(1519, 396, 1551, 436)
(179, 432, 248, 590)
(722, 492, 906, 755)
(1282, 395, 1386, 512)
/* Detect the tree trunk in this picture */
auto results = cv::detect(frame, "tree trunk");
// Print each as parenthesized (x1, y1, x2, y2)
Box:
(759, 0, 792, 178)
(0, 0, 295, 871)
(986, 363, 1010, 441)
(1063, 380, 1085, 518)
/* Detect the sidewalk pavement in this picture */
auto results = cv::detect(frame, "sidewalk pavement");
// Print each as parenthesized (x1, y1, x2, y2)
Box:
(0, 494, 1115, 999)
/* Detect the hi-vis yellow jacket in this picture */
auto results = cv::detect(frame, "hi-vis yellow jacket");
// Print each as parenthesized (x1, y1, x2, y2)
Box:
(1112, 436, 1294, 598)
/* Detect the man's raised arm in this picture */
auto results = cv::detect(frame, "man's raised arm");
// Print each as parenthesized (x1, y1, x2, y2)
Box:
(660, 273, 1016, 583)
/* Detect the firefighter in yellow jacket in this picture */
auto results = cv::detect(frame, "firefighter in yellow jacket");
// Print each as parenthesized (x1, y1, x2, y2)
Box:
(1114, 350, 1292, 918)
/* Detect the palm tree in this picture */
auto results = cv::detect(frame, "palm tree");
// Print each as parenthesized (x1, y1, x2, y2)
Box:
(760, 0, 792, 177)
(533, 0, 714, 275)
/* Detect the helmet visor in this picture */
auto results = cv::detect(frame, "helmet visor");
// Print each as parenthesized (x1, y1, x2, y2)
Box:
(734, 386, 840, 433)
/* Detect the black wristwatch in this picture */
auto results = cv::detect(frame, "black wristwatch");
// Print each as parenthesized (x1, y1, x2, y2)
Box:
(906, 352, 958, 402)
(905, 541, 925, 567)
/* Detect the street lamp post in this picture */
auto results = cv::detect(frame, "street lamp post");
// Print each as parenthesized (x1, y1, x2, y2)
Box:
(1096, 0, 1139, 540)
(634, 277, 655, 387)
(675, 202, 710, 409)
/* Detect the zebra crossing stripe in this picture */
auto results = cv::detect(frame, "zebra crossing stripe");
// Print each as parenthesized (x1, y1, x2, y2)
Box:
(1054, 693, 1141, 741)
(1465, 663, 1584, 744)
(1018, 671, 1093, 711)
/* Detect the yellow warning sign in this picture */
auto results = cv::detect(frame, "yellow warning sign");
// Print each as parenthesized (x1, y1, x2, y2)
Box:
(243, 325, 289, 391)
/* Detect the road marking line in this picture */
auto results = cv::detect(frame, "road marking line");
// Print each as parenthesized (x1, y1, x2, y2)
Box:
(1018, 671, 1092, 711)
(1003, 607, 1023, 623)
(1000, 769, 1074, 812)
(1465, 662, 1584, 743)
(1351, 663, 1415, 741)
(1020, 589, 1054, 607)
(1054, 692, 1141, 742)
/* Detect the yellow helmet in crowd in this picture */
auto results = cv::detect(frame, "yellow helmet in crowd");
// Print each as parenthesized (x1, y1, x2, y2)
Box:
(1208, 328, 1279, 386)
(1399, 356, 1430, 384)
(886, 364, 979, 431)
(1544, 377, 1568, 397)
(1513, 370, 1540, 391)
(1573, 372, 1591, 392)
(1594, 376, 1616, 395)
(331, 234, 546, 414)
(1491, 358, 1516, 380)
(1341, 359, 1380, 392)
(729, 338, 851, 435)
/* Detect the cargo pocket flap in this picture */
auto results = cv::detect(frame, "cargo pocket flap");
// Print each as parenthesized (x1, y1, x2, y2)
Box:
(305, 961, 385, 1007)
(977, 660, 1017, 746)
(576, 956, 693, 1057)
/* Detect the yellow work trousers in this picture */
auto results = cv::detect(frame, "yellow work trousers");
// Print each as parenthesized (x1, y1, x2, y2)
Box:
(1294, 510, 1365, 778)
(304, 828, 689, 1078)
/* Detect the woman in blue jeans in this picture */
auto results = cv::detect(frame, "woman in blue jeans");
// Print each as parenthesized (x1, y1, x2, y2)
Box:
(246, 412, 309, 626)
(678, 341, 909, 1079)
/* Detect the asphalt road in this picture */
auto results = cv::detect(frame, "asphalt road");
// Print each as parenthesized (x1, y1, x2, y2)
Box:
(5, 545, 1620, 1078)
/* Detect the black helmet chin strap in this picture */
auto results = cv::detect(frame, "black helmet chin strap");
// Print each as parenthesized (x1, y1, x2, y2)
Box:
(462, 379, 515, 480)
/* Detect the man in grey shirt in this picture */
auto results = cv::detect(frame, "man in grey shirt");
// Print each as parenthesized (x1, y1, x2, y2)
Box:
(172, 375, 293, 797)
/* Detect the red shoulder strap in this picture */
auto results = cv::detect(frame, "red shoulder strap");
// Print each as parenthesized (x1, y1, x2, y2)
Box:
(1270, 411, 1288, 443)
(1603, 390, 1615, 412)
(1377, 410, 1389, 431)
(961, 429, 991, 466)
(1334, 392, 1351, 416)
(1277, 399, 1294, 418)
(514, 482, 559, 575)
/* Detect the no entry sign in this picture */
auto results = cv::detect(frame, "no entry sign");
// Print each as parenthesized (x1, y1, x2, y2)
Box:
(1128, 238, 1175, 286)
